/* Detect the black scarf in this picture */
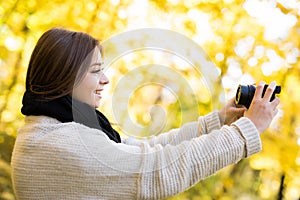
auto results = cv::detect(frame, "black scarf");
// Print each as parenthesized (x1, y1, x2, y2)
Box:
(21, 91, 121, 143)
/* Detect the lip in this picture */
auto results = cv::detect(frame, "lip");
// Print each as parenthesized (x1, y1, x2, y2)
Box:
(94, 89, 103, 98)
(94, 93, 102, 99)
(95, 89, 103, 93)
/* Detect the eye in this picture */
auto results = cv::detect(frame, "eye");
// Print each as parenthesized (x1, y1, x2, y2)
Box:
(92, 68, 103, 73)
(90, 62, 104, 73)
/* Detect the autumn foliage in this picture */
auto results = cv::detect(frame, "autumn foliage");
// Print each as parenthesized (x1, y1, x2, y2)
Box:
(1, 0, 300, 199)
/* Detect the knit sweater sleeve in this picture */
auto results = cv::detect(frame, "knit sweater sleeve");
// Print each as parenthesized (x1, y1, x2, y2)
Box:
(79, 116, 261, 199)
(122, 111, 222, 147)
(11, 115, 261, 199)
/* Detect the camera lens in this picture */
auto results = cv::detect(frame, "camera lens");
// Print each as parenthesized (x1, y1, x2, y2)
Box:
(235, 85, 256, 109)
(235, 84, 281, 109)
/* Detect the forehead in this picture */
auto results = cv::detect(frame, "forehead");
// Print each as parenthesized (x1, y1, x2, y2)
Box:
(92, 48, 102, 63)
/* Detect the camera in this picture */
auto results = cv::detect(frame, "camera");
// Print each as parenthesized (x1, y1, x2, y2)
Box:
(235, 84, 281, 109)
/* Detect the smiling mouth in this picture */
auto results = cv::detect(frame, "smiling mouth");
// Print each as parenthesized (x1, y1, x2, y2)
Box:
(95, 90, 102, 95)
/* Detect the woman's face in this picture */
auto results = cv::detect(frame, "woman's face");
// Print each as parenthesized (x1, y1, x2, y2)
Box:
(72, 48, 109, 108)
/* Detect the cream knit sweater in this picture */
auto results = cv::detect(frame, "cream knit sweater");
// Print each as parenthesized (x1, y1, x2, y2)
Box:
(11, 111, 261, 200)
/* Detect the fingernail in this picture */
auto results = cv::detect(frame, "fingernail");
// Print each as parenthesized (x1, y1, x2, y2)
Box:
(269, 81, 276, 89)
(258, 81, 265, 86)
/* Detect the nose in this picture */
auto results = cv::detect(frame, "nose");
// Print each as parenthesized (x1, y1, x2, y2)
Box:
(100, 72, 109, 85)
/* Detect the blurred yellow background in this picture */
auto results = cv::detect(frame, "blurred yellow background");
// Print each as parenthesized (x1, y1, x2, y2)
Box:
(1, 0, 300, 199)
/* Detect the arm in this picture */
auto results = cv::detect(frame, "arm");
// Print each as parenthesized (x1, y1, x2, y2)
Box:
(122, 96, 247, 147)
(122, 111, 222, 147)
(79, 116, 260, 199)
(80, 82, 278, 199)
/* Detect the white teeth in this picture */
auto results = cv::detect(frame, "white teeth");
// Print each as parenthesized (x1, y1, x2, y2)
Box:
(95, 90, 101, 95)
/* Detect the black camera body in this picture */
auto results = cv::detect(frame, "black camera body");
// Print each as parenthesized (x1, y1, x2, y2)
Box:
(235, 84, 281, 109)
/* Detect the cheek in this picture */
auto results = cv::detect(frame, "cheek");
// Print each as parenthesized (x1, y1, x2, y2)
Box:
(74, 76, 98, 100)
(88, 77, 99, 90)
(81, 75, 98, 90)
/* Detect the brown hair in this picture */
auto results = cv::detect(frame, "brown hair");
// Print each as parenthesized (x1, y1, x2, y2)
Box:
(26, 27, 101, 100)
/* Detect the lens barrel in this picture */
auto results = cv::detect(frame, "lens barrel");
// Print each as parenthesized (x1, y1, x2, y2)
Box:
(235, 84, 281, 109)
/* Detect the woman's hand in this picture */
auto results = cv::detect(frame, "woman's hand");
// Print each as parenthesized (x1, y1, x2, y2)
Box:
(244, 81, 280, 134)
(219, 97, 247, 125)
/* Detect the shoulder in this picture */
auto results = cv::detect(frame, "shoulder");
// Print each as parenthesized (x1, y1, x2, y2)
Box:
(14, 116, 115, 162)
(17, 115, 109, 144)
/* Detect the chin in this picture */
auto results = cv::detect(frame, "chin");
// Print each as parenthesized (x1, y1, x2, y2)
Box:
(94, 102, 100, 108)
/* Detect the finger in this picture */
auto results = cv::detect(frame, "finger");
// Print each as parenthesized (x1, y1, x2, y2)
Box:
(231, 107, 246, 116)
(231, 97, 237, 104)
(273, 108, 279, 117)
(263, 81, 276, 102)
(234, 106, 247, 112)
(270, 97, 280, 109)
(253, 81, 265, 99)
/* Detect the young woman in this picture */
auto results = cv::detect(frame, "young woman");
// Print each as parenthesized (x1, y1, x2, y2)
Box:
(11, 28, 280, 200)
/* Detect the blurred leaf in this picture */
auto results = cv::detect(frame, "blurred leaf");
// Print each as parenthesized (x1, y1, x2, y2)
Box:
(0, 0, 300, 199)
